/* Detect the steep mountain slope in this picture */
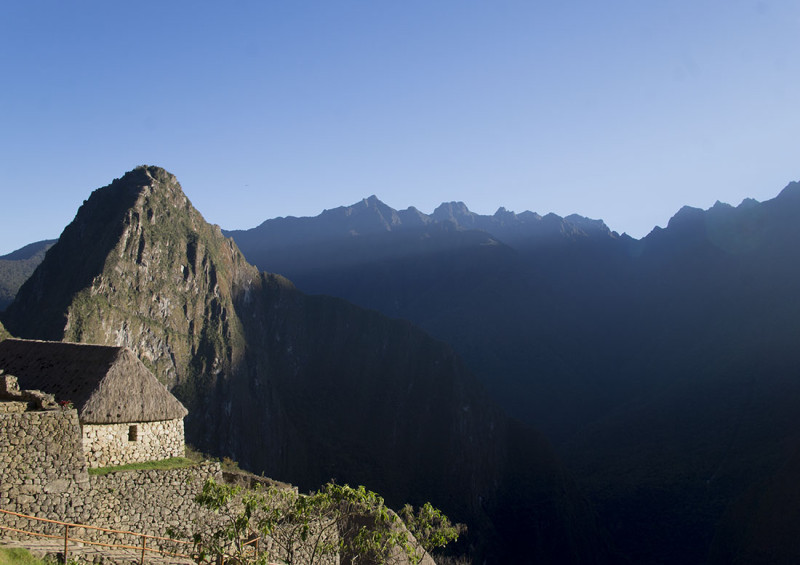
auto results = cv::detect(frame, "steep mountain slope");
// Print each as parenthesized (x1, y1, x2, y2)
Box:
(1, 166, 609, 564)
(0, 319, 9, 340)
(708, 445, 800, 565)
(0, 240, 55, 311)
(223, 182, 800, 563)
(569, 183, 800, 562)
(225, 197, 635, 438)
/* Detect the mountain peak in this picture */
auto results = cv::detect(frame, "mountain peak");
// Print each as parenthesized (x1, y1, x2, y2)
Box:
(3, 166, 255, 372)
(432, 201, 472, 222)
(115, 165, 176, 194)
(667, 205, 705, 229)
(777, 180, 800, 201)
(324, 195, 402, 232)
(738, 197, 760, 209)
(361, 194, 384, 207)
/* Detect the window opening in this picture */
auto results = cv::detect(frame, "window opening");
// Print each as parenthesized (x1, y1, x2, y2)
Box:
(128, 424, 138, 442)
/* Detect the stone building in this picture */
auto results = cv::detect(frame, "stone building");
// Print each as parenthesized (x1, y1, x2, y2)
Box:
(0, 338, 187, 467)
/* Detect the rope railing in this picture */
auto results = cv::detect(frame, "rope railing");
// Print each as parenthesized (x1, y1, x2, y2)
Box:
(0, 508, 194, 564)
(0, 508, 283, 565)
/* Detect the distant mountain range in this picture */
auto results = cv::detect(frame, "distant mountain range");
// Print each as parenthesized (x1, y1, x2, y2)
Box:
(223, 195, 628, 277)
(223, 183, 800, 564)
(0, 240, 55, 310)
(5, 172, 800, 563)
(0, 167, 609, 564)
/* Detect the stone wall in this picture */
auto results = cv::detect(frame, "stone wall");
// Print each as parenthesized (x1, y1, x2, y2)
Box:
(2, 408, 405, 564)
(87, 464, 221, 537)
(0, 408, 223, 555)
(0, 408, 338, 564)
(0, 409, 90, 519)
(82, 418, 185, 468)
(0, 401, 27, 414)
(0, 408, 204, 543)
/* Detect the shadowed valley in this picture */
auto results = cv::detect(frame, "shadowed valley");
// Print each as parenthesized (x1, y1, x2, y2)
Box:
(224, 184, 800, 564)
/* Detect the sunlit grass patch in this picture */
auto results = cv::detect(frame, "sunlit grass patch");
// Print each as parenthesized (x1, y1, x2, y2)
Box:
(87, 457, 196, 475)
(0, 546, 48, 565)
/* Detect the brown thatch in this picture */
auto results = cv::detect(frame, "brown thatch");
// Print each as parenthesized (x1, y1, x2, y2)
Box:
(0, 338, 187, 424)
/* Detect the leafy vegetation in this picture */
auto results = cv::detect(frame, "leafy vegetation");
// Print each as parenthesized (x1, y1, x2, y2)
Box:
(188, 478, 460, 565)
(87, 457, 196, 475)
(399, 503, 464, 561)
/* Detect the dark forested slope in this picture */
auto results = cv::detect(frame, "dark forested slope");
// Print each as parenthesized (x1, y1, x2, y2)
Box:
(0, 240, 55, 311)
(224, 182, 800, 564)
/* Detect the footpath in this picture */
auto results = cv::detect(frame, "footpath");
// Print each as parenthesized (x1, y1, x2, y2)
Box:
(1, 536, 194, 565)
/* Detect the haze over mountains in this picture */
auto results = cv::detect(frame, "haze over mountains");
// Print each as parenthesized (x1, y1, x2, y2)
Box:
(3, 168, 800, 563)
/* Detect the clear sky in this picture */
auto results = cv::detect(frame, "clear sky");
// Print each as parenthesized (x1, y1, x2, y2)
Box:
(2, 1, 799, 255)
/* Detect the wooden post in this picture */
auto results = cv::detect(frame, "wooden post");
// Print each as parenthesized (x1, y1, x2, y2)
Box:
(140, 535, 147, 565)
(63, 525, 69, 564)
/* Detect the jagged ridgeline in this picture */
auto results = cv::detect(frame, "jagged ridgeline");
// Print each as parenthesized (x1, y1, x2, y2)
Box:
(1, 166, 609, 564)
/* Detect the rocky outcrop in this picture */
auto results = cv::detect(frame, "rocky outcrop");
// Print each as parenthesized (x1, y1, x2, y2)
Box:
(5, 167, 256, 390)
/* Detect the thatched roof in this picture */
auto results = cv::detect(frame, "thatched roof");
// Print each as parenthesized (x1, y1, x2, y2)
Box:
(0, 338, 188, 424)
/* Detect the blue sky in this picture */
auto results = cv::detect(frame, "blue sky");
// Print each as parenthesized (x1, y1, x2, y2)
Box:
(1, 1, 799, 255)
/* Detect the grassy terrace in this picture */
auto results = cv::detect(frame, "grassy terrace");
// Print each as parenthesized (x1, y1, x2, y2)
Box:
(0, 546, 48, 565)
(87, 457, 197, 476)
(85, 447, 242, 476)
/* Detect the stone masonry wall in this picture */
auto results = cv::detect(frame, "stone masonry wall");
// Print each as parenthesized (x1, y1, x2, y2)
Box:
(0, 409, 210, 547)
(84, 464, 225, 542)
(0, 401, 27, 414)
(0, 409, 90, 520)
(82, 418, 185, 468)
(0, 409, 340, 565)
